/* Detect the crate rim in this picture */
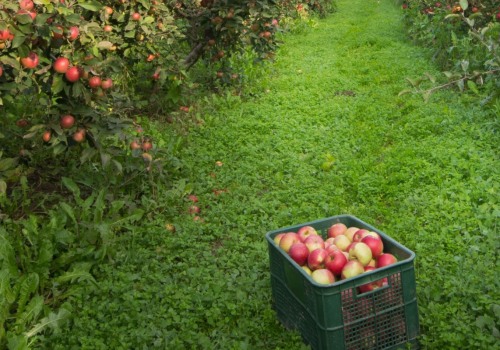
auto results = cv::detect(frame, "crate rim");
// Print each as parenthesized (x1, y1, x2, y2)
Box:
(266, 214, 416, 288)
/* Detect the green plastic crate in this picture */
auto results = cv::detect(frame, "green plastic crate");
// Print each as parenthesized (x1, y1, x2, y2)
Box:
(266, 215, 419, 350)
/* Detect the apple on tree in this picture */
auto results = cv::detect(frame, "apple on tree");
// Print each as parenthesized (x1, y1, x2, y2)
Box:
(20, 52, 39, 69)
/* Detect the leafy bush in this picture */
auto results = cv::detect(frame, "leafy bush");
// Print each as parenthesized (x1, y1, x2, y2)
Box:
(400, 0, 500, 100)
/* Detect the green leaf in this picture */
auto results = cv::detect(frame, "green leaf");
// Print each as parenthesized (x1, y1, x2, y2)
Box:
(11, 34, 27, 49)
(0, 157, 18, 172)
(467, 80, 479, 94)
(62, 177, 81, 198)
(459, 0, 468, 11)
(96, 41, 114, 49)
(25, 308, 71, 338)
(77, 0, 103, 11)
(0, 180, 6, 195)
(59, 202, 77, 225)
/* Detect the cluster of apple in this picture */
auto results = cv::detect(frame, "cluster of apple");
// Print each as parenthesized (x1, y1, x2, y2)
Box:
(274, 223, 398, 291)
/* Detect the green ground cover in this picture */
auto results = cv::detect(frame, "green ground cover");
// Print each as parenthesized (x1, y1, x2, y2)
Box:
(41, 0, 499, 348)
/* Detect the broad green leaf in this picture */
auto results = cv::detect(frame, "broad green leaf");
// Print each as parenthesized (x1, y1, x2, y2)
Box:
(0, 180, 6, 195)
(96, 41, 114, 49)
(77, 0, 103, 11)
(467, 80, 479, 94)
(25, 308, 71, 338)
(0, 158, 18, 172)
(62, 177, 81, 198)
(11, 35, 27, 49)
(59, 202, 77, 225)
(459, 0, 468, 11)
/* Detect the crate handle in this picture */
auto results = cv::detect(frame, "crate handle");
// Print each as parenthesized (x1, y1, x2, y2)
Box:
(354, 278, 391, 299)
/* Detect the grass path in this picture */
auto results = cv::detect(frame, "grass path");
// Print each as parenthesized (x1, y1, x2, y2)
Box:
(45, 0, 499, 349)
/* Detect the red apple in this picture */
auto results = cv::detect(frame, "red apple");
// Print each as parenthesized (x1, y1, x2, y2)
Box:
(341, 260, 365, 280)
(311, 269, 335, 285)
(188, 194, 199, 203)
(297, 225, 318, 242)
(20, 52, 39, 69)
(0, 65, 4, 77)
(333, 235, 351, 251)
(68, 26, 79, 41)
(325, 243, 340, 254)
(103, 25, 113, 32)
(273, 233, 285, 246)
(307, 248, 329, 271)
(188, 205, 200, 214)
(42, 130, 52, 143)
(131, 12, 141, 21)
(352, 229, 370, 242)
(19, 0, 34, 11)
(65, 66, 80, 82)
(88, 76, 102, 89)
(325, 249, 348, 276)
(366, 259, 376, 268)
(130, 140, 141, 150)
(348, 242, 373, 266)
(359, 266, 387, 293)
(17, 9, 36, 20)
(72, 129, 86, 143)
(376, 253, 398, 268)
(324, 237, 336, 249)
(288, 242, 309, 266)
(60, 114, 75, 129)
(327, 223, 347, 238)
(101, 78, 113, 90)
(0, 29, 14, 41)
(278, 232, 299, 253)
(142, 141, 152, 151)
(361, 235, 384, 259)
(303, 234, 325, 253)
(344, 227, 360, 242)
(53, 57, 70, 73)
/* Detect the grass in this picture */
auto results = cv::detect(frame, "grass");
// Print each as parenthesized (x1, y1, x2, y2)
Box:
(41, 0, 499, 349)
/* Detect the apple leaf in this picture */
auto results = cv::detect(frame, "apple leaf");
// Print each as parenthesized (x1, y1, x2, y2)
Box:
(77, 1, 103, 12)
(97, 41, 114, 49)
(11, 34, 27, 49)
(459, 0, 468, 11)
(0, 180, 6, 196)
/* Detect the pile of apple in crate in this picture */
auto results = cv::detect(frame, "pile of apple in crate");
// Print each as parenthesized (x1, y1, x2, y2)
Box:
(267, 215, 419, 350)
(274, 223, 395, 289)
